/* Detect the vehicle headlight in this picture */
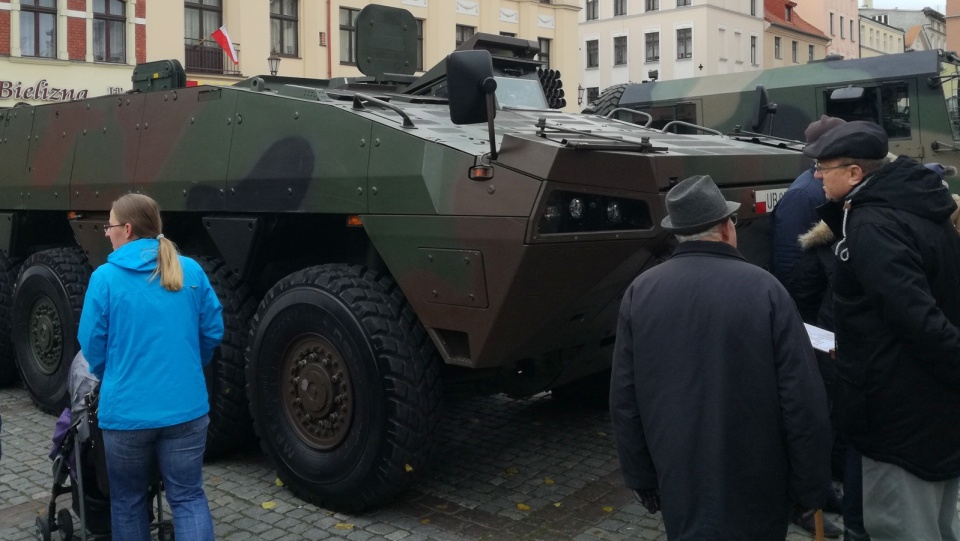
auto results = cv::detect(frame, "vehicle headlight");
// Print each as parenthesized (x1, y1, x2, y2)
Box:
(569, 198, 584, 220)
(536, 190, 652, 235)
(606, 202, 622, 224)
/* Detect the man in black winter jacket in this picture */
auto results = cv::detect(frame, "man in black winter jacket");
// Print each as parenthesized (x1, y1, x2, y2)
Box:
(805, 121, 960, 541)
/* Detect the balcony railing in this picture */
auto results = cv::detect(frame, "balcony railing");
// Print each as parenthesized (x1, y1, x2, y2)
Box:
(184, 38, 241, 76)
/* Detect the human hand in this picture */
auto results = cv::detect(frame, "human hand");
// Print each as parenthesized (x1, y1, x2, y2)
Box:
(633, 488, 660, 514)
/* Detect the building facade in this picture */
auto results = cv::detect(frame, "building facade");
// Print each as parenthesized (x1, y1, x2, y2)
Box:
(0, 0, 146, 106)
(859, 6, 946, 52)
(578, 0, 766, 102)
(791, 0, 858, 59)
(858, 15, 904, 58)
(2, 1, 580, 109)
(763, 0, 829, 68)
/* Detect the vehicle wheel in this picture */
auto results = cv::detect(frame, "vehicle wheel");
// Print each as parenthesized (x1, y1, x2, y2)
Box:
(35, 516, 52, 541)
(13, 248, 90, 414)
(56, 508, 73, 541)
(246, 264, 442, 512)
(195, 257, 258, 460)
(0, 252, 22, 386)
(581, 83, 627, 117)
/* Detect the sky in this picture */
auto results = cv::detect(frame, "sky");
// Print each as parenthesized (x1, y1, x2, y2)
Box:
(867, 0, 948, 12)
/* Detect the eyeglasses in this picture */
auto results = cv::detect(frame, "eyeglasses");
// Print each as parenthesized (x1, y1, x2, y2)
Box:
(729, 213, 738, 226)
(814, 162, 853, 173)
(103, 223, 125, 231)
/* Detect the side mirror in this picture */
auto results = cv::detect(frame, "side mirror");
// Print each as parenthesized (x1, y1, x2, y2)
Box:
(446, 50, 496, 125)
(750, 84, 777, 133)
(830, 86, 865, 101)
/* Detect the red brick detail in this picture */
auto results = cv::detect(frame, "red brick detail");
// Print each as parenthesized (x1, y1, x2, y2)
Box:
(136, 24, 146, 64)
(0, 11, 10, 56)
(136, 1, 146, 19)
(68, 0, 85, 11)
(67, 17, 86, 60)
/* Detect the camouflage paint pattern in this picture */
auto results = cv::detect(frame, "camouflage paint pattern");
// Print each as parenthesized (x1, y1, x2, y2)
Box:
(1, 82, 807, 371)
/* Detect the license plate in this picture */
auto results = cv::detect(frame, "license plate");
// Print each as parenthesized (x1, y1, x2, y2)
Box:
(754, 188, 788, 214)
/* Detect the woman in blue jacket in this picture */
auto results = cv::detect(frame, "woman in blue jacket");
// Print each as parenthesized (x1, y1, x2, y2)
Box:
(78, 194, 223, 541)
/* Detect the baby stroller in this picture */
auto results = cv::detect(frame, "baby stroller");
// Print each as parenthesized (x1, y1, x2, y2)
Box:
(38, 352, 173, 541)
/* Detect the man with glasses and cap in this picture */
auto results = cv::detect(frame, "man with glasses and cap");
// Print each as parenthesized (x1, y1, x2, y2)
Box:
(807, 121, 960, 540)
(610, 174, 831, 540)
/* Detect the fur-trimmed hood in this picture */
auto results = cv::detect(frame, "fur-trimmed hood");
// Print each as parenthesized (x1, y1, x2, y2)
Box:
(798, 220, 835, 251)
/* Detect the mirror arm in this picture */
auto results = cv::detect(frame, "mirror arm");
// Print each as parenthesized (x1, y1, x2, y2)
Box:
(482, 77, 499, 160)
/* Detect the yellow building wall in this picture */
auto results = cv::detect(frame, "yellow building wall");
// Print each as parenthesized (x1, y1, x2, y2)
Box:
(146, 0, 581, 110)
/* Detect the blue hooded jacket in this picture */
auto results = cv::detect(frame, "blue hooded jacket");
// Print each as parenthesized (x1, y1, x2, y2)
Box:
(78, 239, 223, 430)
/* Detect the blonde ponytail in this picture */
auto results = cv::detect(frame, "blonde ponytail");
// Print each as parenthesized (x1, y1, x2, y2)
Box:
(152, 234, 183, 292)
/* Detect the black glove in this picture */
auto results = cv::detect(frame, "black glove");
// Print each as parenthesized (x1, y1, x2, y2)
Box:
(633, 488, 660, 514)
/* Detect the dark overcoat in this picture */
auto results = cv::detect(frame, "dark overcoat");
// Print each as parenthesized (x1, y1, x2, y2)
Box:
(610, 241, 831, 541)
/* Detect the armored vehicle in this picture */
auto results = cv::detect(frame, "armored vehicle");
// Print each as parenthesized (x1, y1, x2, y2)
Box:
(586, 50, 960, 180)
(0, 6, 807, 511)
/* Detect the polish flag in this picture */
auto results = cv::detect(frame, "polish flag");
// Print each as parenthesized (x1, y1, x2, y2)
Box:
(211, 26, 239, 64)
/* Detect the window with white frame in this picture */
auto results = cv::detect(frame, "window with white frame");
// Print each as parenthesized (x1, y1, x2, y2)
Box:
(645, 32, 659, 61)
(538, 38, 551, 69)
(614, 35, 627, 65)
(586, 0, 598, 20)
(614, 0, 627, 16)
(94, 0, 126, 63)
(774, 37, 781, 59)
(270, 0, 298, 56)
(791, 41, 797, 63)
(750, 35, 757, 64)
(456, 25, 475, 47)
(676, 28, 692, 59)
(586, 39, 599, 68)
(21, 0, 57, 58)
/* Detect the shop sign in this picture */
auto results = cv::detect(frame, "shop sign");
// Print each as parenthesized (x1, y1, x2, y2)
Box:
(0, 79, 90, 102)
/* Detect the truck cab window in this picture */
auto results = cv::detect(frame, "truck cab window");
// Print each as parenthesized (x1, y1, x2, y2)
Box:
(635, 103, 698, 134)
(825, 82, 910, 139)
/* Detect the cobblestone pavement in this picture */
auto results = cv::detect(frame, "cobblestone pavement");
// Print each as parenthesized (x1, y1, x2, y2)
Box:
(2, 383, 831, 540)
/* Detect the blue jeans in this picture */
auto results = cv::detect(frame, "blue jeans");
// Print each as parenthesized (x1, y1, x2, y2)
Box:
(101, 415, 214, 541)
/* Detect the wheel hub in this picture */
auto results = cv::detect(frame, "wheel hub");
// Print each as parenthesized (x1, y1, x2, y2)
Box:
(282, 337, 353, 450)
(29, 297, 62, 375)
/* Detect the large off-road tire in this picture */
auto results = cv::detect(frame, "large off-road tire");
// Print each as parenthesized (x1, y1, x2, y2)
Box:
(0, 252, 22, 386)
(13, 247, 90, 414)
(196, 257, 258, 459)
(246, 264, 442, 512)
(581, 83, 627, 116)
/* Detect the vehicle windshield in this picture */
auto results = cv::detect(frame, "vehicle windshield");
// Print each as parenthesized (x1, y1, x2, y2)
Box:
(494, 77, 549, 110)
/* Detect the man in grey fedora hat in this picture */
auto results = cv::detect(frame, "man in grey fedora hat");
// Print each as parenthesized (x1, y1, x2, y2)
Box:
(610, 174, 831, 540)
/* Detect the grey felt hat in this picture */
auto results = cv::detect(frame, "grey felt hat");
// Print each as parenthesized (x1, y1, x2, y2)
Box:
(661, 175, 741, 233)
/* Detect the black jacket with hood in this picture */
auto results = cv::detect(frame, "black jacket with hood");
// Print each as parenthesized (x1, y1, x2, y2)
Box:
(820, 156, 960, 481)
